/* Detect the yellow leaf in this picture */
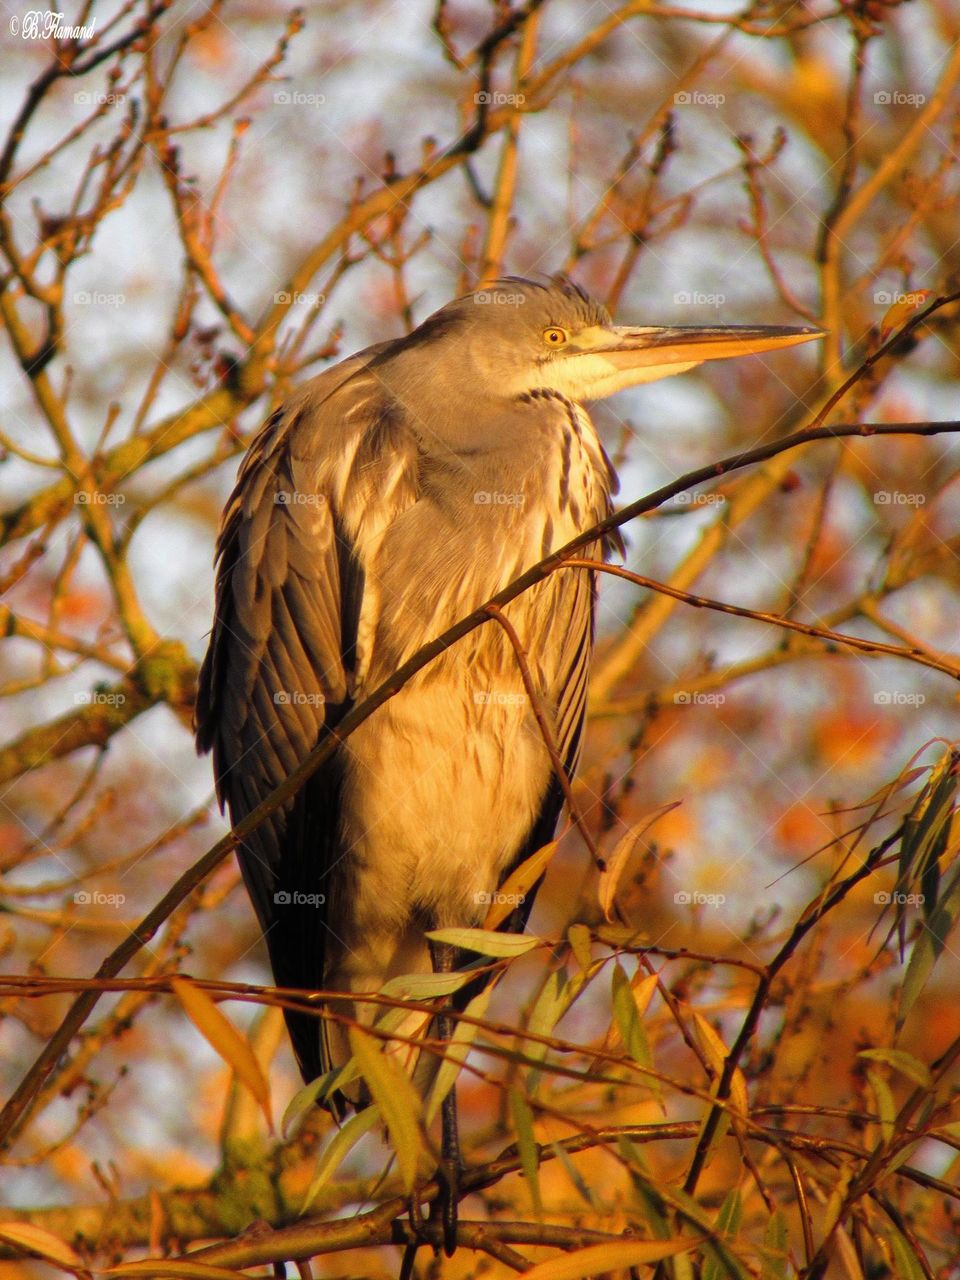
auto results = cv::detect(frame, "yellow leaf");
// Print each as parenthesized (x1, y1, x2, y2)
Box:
(632, 972, 659, 1017)
(484, 841, 558, 929)
(170, 978, 272, 1132)
(105, 1264, 247, 1280)
(302, 1105, 381, 1210)
(879, 290, 932, 341)
(693, 1013, 748, 1117)
(0, 1221, 83, 1269)
(567, 923, 593, 973)
(599, 804, 680, 922)
(348, 1026, 423, 1193)
(599, 830, 638, 922)
(692, 1011, 727, 1075)
(521, 1237, 702, 1280)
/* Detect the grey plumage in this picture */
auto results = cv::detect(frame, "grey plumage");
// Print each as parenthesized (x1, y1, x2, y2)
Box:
(195, 276, 821, 1093)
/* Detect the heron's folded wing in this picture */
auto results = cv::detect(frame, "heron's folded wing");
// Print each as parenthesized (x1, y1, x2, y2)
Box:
(196, 398, 347, 889)
(195, 362, 419, 1078)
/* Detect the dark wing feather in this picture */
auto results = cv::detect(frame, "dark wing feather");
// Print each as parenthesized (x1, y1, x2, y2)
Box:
(195, 369, 386, 1081)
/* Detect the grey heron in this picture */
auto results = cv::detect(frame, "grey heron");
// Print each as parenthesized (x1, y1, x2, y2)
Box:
(195, 276, 820, 1251)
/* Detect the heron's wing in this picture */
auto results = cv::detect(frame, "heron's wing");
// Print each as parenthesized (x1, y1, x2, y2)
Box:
(195, 358, 419, 1079)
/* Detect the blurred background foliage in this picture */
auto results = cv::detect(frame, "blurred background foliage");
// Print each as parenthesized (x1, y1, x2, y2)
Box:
(1, 0, 960, 1275)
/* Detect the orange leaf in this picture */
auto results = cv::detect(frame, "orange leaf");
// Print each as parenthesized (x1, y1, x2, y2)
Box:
(521, 1237, 702, 1280)
(484, 841, 558, 929)
(0, 1221, 83, 1269)
(599, 803, 680, 922)
(170, 978, 272, 1132)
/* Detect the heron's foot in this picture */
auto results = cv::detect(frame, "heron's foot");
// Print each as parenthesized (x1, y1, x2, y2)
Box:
(430, 1154, 462, 1256)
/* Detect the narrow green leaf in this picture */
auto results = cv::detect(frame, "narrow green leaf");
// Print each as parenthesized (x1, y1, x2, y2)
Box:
(309, 1003, 421, 1112)
(673, 1252, 695, 1280)
(425, 982, 494, 1124)
(760, 1209, 789, 1280)
(551, 1139, 600, 1211)
(887, 1224, 928, 1280)
(283, 1072, 335, 1138)
(898, 753, 957, 928)
(653, 1183, 751, 1279)
(611, 962, 654, 1075)
(617, 1137, 669, 1236)
(425, 926, 541, 957)
(703, 1189, 742, 1280)
(898, 861, 960, 1028)
(669, 1185, 726, 1233)
(857, 1048, 932, 1088)
(301, 1104, 380, 1209)
(510, 1088, 543, 1216)
(525, 968, 569, 1087)
(378, 970, 473, 1000)
(348, 1026, 423, 1193)
(821, 1158, 854, 1240)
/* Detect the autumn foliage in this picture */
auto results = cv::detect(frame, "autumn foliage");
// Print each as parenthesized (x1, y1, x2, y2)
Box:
(2, 2, 960, 1278)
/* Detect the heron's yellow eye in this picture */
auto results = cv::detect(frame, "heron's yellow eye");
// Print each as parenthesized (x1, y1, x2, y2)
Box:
(543, 327, 568, 346)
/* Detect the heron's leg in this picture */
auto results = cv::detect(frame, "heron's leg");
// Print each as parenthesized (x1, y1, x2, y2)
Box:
(427, 938, 462, 1257)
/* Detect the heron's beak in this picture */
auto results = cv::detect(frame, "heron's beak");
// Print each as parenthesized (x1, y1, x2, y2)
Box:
(558, 322, 824, 398)
(597, 323, 823, 365)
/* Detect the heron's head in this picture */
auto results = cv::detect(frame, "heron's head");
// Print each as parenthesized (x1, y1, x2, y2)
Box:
(387, 276, 822, 404)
